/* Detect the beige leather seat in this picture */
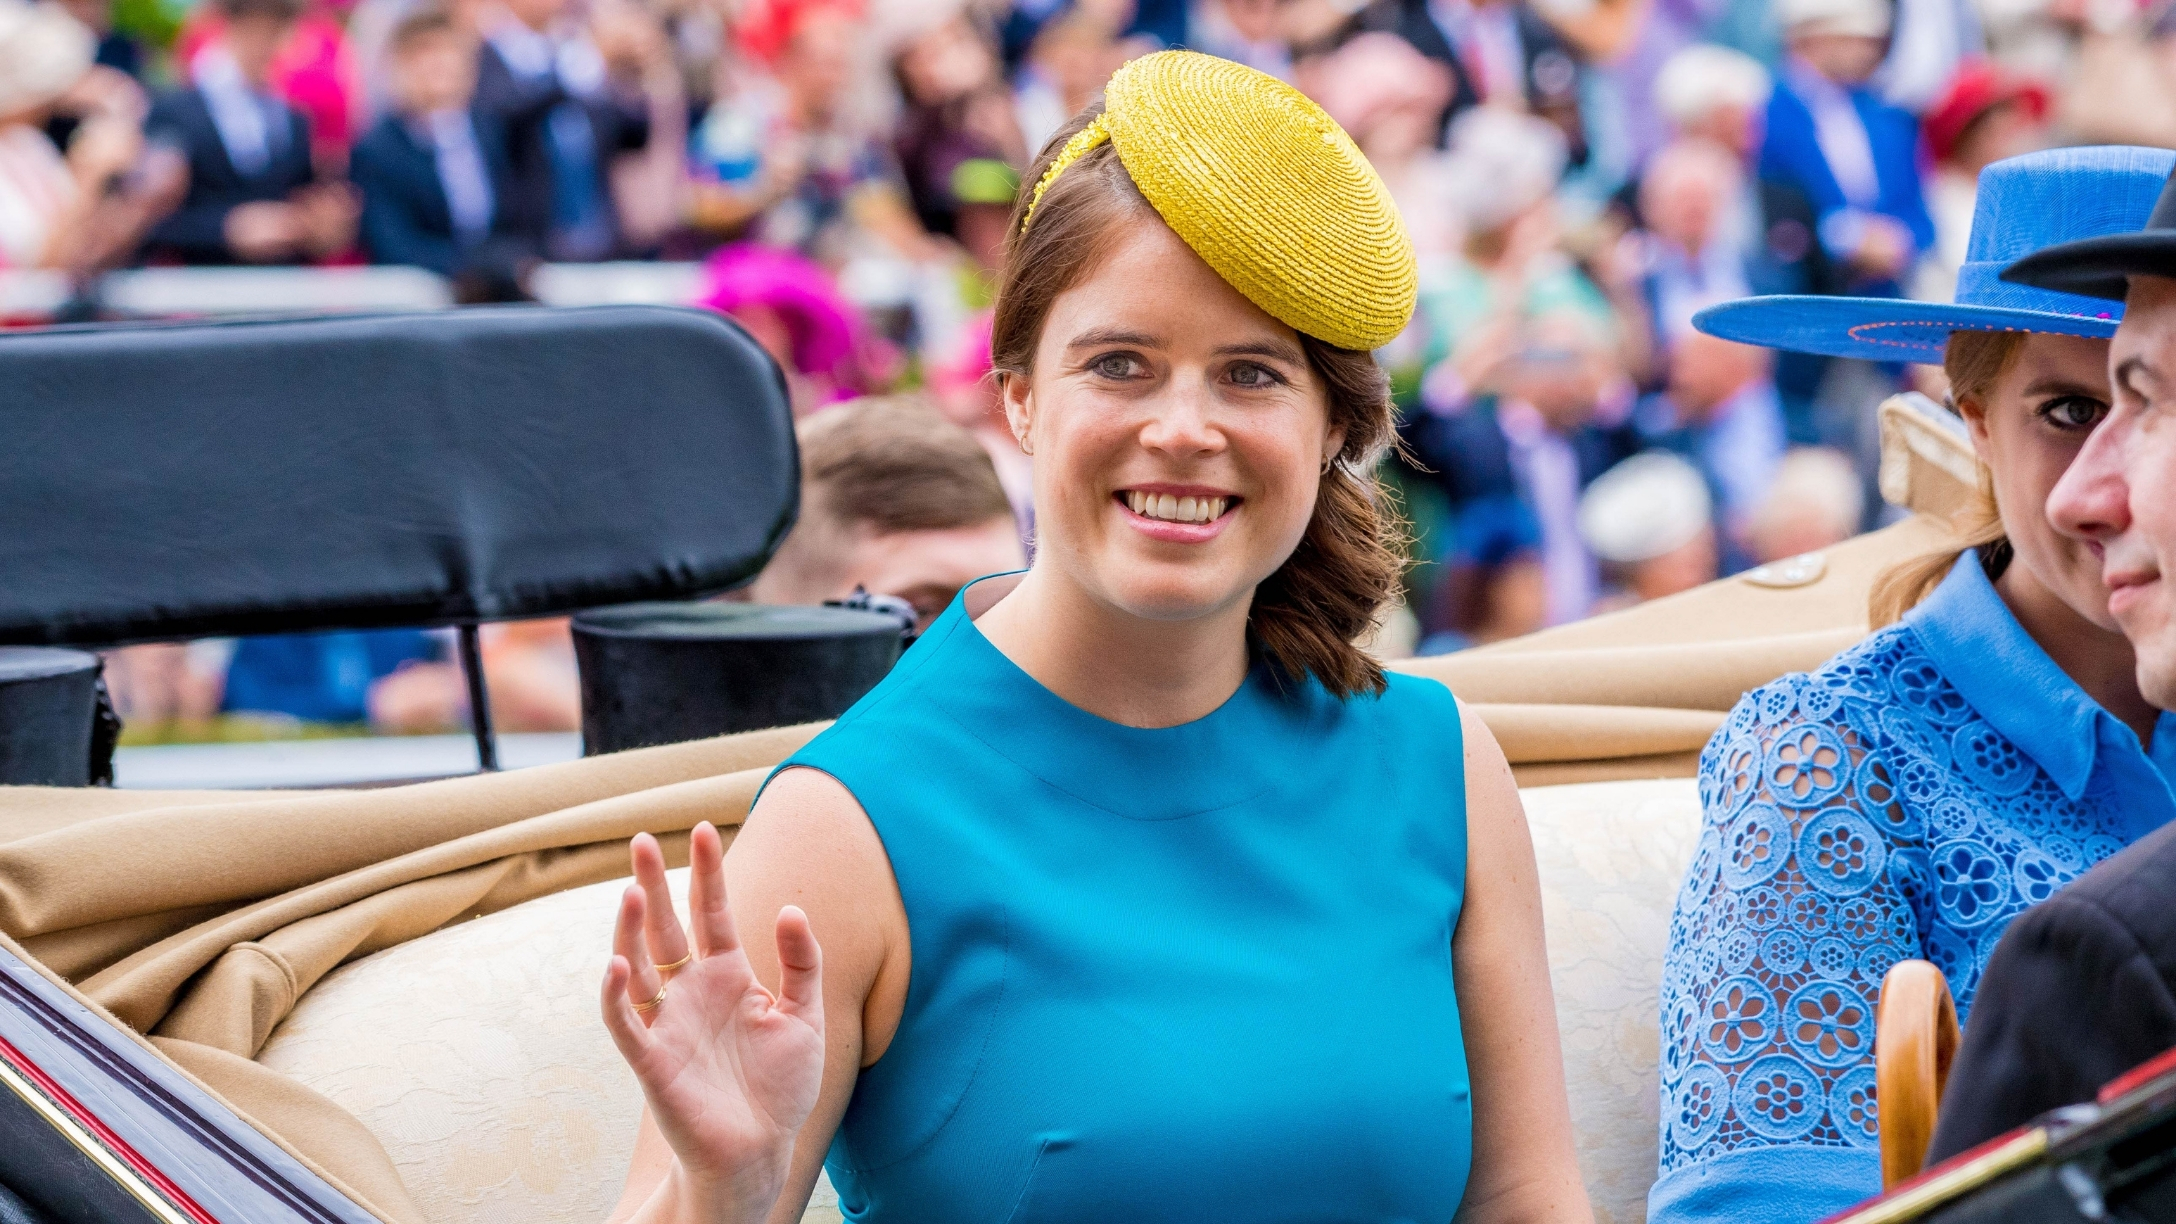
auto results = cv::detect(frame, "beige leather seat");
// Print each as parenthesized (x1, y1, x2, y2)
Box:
(257, 778, 1701, 1224)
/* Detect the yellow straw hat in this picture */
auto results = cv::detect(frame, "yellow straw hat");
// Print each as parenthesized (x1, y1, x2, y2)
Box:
(1024, 50, 1418, 353)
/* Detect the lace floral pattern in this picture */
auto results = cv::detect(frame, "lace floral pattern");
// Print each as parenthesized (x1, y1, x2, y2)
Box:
(1658, 624, 2136, 1175)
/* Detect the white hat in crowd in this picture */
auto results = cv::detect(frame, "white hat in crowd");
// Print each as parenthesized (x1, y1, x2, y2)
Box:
(0, 0, 93, 120)
(1577, 452, 1714, 565)
(1440, 108, 1570, 232)
(1775, 0, 1892, 39)
(1654, 45, 1772, 127)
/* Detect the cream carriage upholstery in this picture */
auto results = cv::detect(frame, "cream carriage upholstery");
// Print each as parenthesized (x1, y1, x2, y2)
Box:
(255, 779, 1700, 1224)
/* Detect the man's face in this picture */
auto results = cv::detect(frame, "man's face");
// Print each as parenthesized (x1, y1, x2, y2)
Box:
(2049, 275, 2176, 707)
(393, 31, 477, 115)
(1789, 31, 1886, 85)
(758, 515, 1027, 631)
(225, 13, 295, 85)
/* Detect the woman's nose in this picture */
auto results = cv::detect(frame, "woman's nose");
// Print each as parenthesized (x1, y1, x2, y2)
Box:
(2049, 415, 2134, 541)
(1137, 382, 1223, 455)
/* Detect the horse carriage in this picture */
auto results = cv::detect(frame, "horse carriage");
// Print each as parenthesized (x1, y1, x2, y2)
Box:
(0, 306, 2163, 1224)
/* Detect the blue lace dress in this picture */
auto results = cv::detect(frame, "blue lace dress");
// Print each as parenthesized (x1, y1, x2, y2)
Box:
(1650, 553, 2176, 1224)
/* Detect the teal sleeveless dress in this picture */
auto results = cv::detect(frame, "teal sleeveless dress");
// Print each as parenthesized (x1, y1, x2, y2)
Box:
(771, 582, 1475, 1222)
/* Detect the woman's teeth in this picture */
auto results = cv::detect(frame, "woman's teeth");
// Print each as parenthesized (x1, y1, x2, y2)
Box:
(1126, 491, 1228, 523)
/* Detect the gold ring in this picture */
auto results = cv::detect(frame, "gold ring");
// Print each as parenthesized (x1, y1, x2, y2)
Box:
(653, 952, 692, 976)
(632, 983, 668, 1014)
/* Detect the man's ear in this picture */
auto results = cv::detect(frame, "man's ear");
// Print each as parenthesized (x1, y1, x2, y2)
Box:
(1000, 370, 1033, 453)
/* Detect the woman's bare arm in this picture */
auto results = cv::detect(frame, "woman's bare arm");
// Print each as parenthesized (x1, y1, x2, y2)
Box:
(1452, 706, 1594, 1223)
(605, 767, 910, 1224)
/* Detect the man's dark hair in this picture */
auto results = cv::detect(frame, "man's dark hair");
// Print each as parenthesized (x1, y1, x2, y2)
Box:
(798, 396, 1012, 535)
(388, 5, 460, 51)
(219, 0, 305, 24)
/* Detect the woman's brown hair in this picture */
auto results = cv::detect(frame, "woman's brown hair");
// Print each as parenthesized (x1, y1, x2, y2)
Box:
(1866, 329, 2021, 626)
(990, 103, 1405, 699)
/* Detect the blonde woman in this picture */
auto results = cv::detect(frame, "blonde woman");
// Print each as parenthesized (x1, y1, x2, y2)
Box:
(1653, 146, 2176, 1224)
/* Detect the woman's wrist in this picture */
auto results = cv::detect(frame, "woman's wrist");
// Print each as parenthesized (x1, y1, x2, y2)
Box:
(661, 1148, 794, 1224)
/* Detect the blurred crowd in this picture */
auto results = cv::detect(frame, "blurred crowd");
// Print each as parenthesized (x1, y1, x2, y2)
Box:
(11, 0, 2172, 730)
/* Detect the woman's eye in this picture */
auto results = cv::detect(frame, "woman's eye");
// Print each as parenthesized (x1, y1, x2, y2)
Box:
(2040, 397, 2109, 430)
(1228, 362, 1278, 388)
(1090, 354, 1139, 379)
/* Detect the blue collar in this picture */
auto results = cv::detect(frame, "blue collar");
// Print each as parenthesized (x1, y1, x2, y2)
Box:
(1907, 551, 2176, 802)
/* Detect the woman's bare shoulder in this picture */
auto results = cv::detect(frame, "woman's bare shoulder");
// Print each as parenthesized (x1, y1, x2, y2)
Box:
(730, 764, 911, 1062)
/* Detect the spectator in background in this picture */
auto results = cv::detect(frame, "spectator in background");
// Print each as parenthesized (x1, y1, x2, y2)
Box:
(1421, 519, 1548, 654)
(475, 0, 653, 261)
(1406, 109, 1614, 397)
(1012, 6, 1124, 155)
(1631, 140, 1760, 347)
(142, 0, 360, 264)
(54, 0, 142, 79)
(174, 0, 362, 166)
(1635, 327, 1787, 569)
(1578, 451, 1719, 610)
(1745, 445, 1865, 563)
(1649, 44, 1841, 439)
(746, 394, 1027, 630)
(1764, 0, 1936, 295)
(892, 11, 1024, 272)
(1915, 61, 2049, 303)
(1188, 0, 1298, 80)
(0, 0, 172, 274)
(688, 2, 925, 261)
(1402, 308, 1641, 629)
(350, 7, 516, 277)
(1307, 32, 1460, 261)
(220, 629, 448, 727)
(1359, 0, 1589, 162)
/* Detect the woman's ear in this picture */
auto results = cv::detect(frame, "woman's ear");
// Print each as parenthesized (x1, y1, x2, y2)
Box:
(1323, 424, 1348, 471)
(1956, 394, 1993, 460)
(999, 371, 1034, 455)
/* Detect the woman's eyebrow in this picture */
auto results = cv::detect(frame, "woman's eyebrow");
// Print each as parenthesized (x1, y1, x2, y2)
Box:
(1212, 339, 1307, 364)
(1066, 327, 1162, 349)
(2019, 376, 2108, 398)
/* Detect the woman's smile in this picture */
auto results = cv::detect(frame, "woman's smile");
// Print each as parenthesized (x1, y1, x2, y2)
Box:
(1117, 483, 1240, 542)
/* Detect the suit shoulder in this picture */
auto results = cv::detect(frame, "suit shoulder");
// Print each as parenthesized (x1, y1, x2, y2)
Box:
(2050, 820, 2176, 949)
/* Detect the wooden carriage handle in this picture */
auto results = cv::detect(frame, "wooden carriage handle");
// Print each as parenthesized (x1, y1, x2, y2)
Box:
(1876, 959, 1961, 1188)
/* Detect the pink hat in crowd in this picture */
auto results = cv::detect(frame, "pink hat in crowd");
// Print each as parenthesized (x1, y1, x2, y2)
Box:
(928, 311, 994, 400)
(698, 243, 878, 402)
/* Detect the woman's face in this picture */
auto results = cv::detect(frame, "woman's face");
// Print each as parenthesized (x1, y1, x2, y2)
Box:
(1004, 217, 1340, 624)
(1963, 331, 2117, 628)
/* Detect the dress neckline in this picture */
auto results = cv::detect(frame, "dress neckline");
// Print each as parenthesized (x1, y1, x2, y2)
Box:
(910, 575, 1323, 821)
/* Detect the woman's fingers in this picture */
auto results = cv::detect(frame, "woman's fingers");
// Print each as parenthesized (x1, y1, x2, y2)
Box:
(599, 954, 655, 1066)
(688, 821, 743, 959)
(631, 833, 692, 975)
(773, 905, 823, 1023)
(613, 885, 666, 1019)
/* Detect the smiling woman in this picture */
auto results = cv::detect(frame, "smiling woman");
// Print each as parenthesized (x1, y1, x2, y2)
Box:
(593, 50, 1590, 1224)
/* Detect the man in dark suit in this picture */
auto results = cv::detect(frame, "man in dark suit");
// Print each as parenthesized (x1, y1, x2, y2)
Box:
(1358, 0, 1587, 162)
(1925, 170, 2176, 1161)
(472, 0, 649, 262)
(350, 7, 519, 278)
(140, 0, 355, 264)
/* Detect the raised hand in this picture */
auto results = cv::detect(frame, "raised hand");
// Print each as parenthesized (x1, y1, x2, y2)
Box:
(600, 823, 825, 1220)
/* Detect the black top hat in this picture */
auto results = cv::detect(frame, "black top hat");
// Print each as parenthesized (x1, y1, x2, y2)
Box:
(2003, 162, 2176, 302)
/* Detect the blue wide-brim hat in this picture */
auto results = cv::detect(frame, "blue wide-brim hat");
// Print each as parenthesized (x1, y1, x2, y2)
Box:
(1694, 146, 2176, 364)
